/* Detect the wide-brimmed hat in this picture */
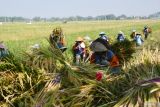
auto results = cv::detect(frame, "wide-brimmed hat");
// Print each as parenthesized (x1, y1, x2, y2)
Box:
(99, 32, 106, 36)
(76, 37, 83, 41)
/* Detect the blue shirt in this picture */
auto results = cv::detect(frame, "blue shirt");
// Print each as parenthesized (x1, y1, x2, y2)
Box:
(134, 35, 143, 46)
(106, 50, 114, 61)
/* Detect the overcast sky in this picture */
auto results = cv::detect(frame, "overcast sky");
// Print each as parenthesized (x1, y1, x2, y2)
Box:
(0, 0, 160, 18)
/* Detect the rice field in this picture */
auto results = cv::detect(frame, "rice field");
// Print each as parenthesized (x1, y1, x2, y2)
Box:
(0, 20, 160, 55)
(0, 20, 160, 107)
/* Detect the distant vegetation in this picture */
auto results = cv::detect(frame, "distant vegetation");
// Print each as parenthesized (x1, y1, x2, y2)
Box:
(0, 11, 160, 22)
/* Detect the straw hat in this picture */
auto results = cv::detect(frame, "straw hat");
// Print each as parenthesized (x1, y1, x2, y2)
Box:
(76, 37, 83, 41)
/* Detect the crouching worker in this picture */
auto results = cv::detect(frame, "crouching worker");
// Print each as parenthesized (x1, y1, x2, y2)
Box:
(49, 27, 67, 53)
(91, 50, 120, 74)
(105, 50, 120, 74)
(72, 37, 86, 65)
(0, 41, 9, 59)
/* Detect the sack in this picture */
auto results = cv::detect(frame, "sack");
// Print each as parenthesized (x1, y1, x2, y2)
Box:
(90, 41, 108, 52)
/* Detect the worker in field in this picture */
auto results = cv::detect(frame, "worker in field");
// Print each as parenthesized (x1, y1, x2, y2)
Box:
(0, 41, 9, 59)
(72, 37, 86, 65)
(90, 32, 111, 64)
(49, 27, 67, 52)
(103, 49, 120, 74)
(143, 26, 152, 40)
(91, 49, 120, 74)
(117, 31, 125, 42)
(133, 33, 144, 46)
(130, 30, 136, 39)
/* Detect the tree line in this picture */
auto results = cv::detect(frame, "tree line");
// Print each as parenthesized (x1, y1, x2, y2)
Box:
(0, 12, 160, 22)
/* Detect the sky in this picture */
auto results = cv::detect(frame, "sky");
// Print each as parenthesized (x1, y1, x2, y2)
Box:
(0, 0, 160, 18)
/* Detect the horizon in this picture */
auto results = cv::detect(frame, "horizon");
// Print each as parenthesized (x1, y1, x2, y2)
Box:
(0, 0, 160, 18)
(0, 11, 158, 19)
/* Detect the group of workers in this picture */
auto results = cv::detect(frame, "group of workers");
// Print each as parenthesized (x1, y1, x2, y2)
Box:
(71, 26, 151, 74)
(0, 26, 151, 74)
(72, 32, 120, 74)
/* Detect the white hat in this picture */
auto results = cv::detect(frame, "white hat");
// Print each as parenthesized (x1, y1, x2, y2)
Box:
(32, 44, 40, 49)
(99, 32, 106, 35)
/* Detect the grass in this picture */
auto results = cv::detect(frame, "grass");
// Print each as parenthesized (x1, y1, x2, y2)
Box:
(0, 20, 160, 58)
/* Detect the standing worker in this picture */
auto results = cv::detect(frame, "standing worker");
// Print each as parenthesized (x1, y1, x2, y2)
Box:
(143, 26, 152, 40)
(49, 27, 67, 52)
(72, 37, 86, 65)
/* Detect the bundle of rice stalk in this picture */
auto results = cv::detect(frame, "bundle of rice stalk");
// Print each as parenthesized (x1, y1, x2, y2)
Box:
(111, 39, 136, 64)
(62, 84, 95, 107)
(114, 78, 160, 107)
(0, 62, 16, 71)
(113, 47, 160, 107)
(0, 61, 48, 107)
(34, 73, 62, 107)
(23, 41, 69, 73)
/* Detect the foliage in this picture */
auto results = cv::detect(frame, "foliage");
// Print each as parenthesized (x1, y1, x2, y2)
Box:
(111, 39, 136, 64)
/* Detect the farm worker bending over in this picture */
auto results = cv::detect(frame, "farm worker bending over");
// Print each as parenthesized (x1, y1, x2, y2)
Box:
(103, 50, 120, 74)
(49, 27, 67, 52)
(117, 31, 125, 42)
(90, 32, 111, 63)
(91, 50, 120, 74)
(90, 32, 111, 64)
(0, 41, 9, 59)
(134, 33, 144, 46)
(72, 37, 86, 65)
